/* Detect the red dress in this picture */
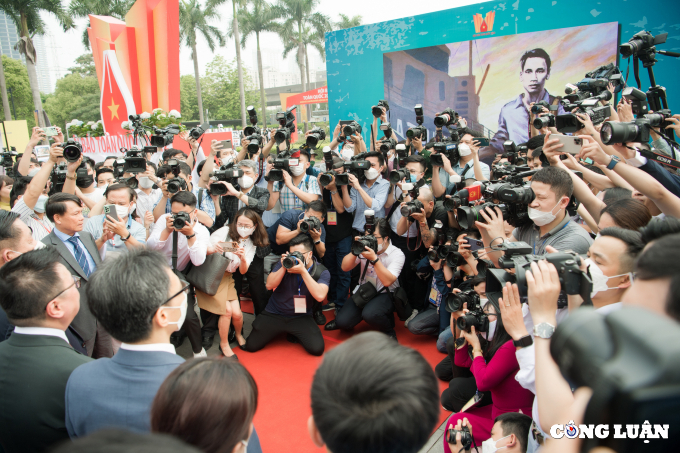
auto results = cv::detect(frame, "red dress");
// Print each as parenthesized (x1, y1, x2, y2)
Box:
(443, 340, 534, 451)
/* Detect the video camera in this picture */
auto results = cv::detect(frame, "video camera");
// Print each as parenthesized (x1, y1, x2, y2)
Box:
(565, 63, 624, 101)
(600, 110, 674, 145)
(266, 149, 299, 182)
(62, 139, 82, 163)
(335, 155, 370, 186)
(430, 141, 459, 167)
(244, 105, 258, 136)
(122, 146, 147, 173)
(407, 104, 427, 140)
(209, 163, 243, 196)
(283, 251, 306, 269)
(306, 127, 326, 149)
(1, 148, 16, 175)
(166, 158, 187, 194)
(49, 162, 68, 194)
(274, 106, 297, 144)
(150, 124, 180, 147)
(372, 99, 389, 118)
(557, 94, 612, 133)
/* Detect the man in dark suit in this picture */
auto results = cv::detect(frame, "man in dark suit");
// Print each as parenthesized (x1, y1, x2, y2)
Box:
(42, 192, 113, 358)
(64, 248, 186, 436)
(0, 248, 92, 452)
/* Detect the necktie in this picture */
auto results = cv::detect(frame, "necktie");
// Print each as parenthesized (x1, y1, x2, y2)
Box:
(67, 236, 93, 277)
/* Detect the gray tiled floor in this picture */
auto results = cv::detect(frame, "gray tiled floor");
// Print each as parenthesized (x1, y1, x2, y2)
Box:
(419, 419, 447, 453)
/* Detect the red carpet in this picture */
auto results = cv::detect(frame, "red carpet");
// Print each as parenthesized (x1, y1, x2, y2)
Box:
(238, 299, 450, 453)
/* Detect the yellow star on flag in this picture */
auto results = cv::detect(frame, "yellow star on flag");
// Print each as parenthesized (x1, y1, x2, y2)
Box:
(108, 100, 120, 120)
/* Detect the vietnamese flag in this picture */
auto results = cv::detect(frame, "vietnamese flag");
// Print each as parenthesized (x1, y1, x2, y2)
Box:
(100, 50, 137, 136)
(468, 184, 482, 201)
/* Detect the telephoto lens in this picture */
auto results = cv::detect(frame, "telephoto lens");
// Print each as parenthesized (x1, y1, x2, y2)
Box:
(389, 168, 410, 184)
(283, 251, 306, 269)
(62, 140, 83, 163)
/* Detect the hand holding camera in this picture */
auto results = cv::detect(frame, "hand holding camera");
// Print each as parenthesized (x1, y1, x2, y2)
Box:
(446, 418, 474, 452)
(577, 135, 609, 166)
(281, 251, 307, 274)
(525, 260, 561, 325)
(48, 142, 64, 164)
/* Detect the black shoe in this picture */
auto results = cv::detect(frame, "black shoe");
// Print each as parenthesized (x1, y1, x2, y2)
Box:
(228, 325, 236, 344)
(218, 345, 238, 360)
(287, 333, 299, 344)
(170, 331, 186, 348)
(313, 310, 327, 325)
(201, 334, 214, 350)
(324, 320, 339, 331)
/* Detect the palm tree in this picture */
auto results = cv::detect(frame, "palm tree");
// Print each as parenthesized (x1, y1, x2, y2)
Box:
(233, 0, 280, 128)
(0, 0, 73, 128)
(179, 0, 226, 124)
(230, 0, 247, 127)
(69, 0, 135, 48)
(334, 13, 362, 30)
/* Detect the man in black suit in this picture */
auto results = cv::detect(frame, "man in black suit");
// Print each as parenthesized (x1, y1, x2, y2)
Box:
(0, 248, 92, 452)
(42, 193, 112, 358)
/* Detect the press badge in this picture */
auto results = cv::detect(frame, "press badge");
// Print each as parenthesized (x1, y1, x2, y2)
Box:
(327, 211, 337, 225)
(294, 296, 307, 313)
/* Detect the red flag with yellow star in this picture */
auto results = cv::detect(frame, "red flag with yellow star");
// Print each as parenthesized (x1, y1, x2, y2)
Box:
(100, 50, 137, 136)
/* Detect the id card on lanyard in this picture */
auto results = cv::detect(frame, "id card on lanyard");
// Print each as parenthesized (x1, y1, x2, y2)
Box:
(327, 210, 337, 226)
(294, 276, 306, 313)
(429, 277, 442, 307)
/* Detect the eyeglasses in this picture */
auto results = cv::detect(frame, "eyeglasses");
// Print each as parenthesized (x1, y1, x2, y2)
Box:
(45, 275, 81, 309)
(162, 281, 190, 306)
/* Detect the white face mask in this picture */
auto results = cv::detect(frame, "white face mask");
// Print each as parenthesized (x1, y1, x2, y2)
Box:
(482, 434, 510, 453)
(481, 318, 496, 342)
(114, 204, 130, 219)
(139, 176, 154, 189)
(289, 163, 305, 176)
(586, 258, 628, 299)
(163, 291, 187, 331)
(238, 226, 256, 238)
(342, 144, 355, 160)
(222, 156, 234, 166)
(34, 194, 49, 213)
(458, 143, 472, 156)
(527, 199, 562, 227)
(364, 167, 380, 180)
(238, 175, 254, 189)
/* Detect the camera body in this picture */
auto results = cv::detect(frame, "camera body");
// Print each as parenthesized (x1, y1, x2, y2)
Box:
(457, 304, 489, 333)
(600, 115, 659, 145)
(530, 100, 552, 114)
(300, 216, 321, 233)
(209, 165, 243, 196)
(189, 123, 209, 140)
(400, 199, 424, 222)
(245, 133, 263, 155)
(446, 425, 473, 450)
(50, 162, 68, 193)
(274, 106, 297, 144)
(434, 108, 459, 127)
(533, 113, 556, 129)
(150, 125, 180, 147)
(620, 30, 666, 58)
(267, 150, 299, 182)
(62, 139, 83, 163)
(171, 211, 192, 229)
(446, 289, 480, 313)
(430, 141, 459, 167)
(244, 105, 258, 136)
(351, 235, 378, 256)
(342, 121, 361, 138)
(122, 146, 147, 173)
(306, 127, 327, 149)
(389, 168, 410, 184)
(165, 158, 187, 194)
(379, 137, 396, 153)
(372, 99, 389, 118)
(406, 125, 427, 140)
(283, 251, 306, 269)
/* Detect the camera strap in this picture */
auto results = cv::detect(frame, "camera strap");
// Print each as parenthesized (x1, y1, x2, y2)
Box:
(171, 231, 178, 272)
(638, 148, 680, 170)
(198, 188, 204, 207)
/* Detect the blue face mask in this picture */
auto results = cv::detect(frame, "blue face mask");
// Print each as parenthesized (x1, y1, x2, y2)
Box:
(409, 173, 418, 183)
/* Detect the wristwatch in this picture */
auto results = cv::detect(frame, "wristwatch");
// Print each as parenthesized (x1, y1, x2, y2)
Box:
(533, 322, 556, 339)
(120, 232, 132, 242)
(369, 257, 379, 265)
(606, 154, 622, 170)
(66, 173, 76, 180)
(330, 190, 338, 195)
(314, 240, 321, 245)
(513, 335, 534, 348)
(185, 233, 196, 239)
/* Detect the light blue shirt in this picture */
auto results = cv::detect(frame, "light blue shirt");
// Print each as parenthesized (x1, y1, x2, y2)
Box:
(53, 228, 97, 273)
(84, 214, 147, 254)
(346, 176, 390, 231)
(437, 160, 490, 195)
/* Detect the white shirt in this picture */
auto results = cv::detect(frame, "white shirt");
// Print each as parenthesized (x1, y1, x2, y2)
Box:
(208, 226, 256, 271)
(11, 197, 54, 241)
(135, 187, 163, 222)
(388, 183, 431, 237)
(596, 301, 623, 315)
(13, 326, 69, 344)
(146, 214, 210, 271)
(119, 343, 176, 354)
(354, 242, 405, 291)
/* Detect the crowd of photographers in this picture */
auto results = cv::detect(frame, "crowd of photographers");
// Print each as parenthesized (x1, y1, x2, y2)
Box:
(2, 36, 680, 453)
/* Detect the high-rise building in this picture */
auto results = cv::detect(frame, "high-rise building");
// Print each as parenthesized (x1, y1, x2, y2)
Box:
(33, 34, 55, 94)
(0, 11, 23, 61)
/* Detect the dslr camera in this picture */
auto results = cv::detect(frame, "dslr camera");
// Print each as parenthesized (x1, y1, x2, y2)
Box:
(150, 124, 180, 147)
(122, 146, 147, 173)
(372, 99, 389, 118)
(352, 210, 378, 255)
(342, 121, 362, 138)
(274, 106, 297, 144)
(166, 159, 187, 194)
(446, 289, 481, 314)
(406, 104, 427, 140)
(62, 139, 83, 163)
(300, 216, 321, 233)
(600, 110, 673, 145)
(49, 162, 68, 194)
(244, 133, 263, 156)
(557, 96, 612, 133)
(434, 108, 459, 127)
(189, 123, 209, 140)
(379, 136, 397, 153)
(171, 211, 192, 229)
(266, 149, 299, 182)
(244, 105, 258, 136)
(306, 127, 326, 149)
(283, 251, 306, 269)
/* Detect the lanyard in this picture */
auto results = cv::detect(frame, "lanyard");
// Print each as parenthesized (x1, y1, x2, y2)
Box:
(32, 215, 52, 233)
(533, 221, 569, 254)
(297, 262, 315, 295)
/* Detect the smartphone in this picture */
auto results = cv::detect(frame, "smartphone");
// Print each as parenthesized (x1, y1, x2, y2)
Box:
(583, 157, 594, 165)
(103, 204, 119, 222)
(221, 140, 232, 150)
(464, 236, 484, 252)
(474, 137, 490, 147)
(218, 241, 238, 252)
(552, 134, 583, 155)
(44, 126, 59, 137)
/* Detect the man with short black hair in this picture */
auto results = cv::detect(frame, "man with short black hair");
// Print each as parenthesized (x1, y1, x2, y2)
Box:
(43, 192, 112, 358)
(308, 331, 439, 453)
(270, 200, 327, 258)
(101, 156, 117, 170)
(432, 130, 490, 197)
(96, 167, 115, 188)
(75, 158, 105, 216)
(342, 151, 390, 234)
(147, 191, 208, 357)
(245, 234, 330, 356)
(267, 148, 322, 212)
(65, 249, 186, 436)
(0, 248, 92, 452)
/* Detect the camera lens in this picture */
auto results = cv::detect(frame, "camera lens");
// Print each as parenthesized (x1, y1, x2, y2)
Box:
(173, 218, 186, 229)
(244, 126, 255, 136)
(389, 168, 409, 184)
(282, 256, 296, 269)
(533, 116, 550, 129)
(306, 134, 319, 148)
(319, 173, 334, 187)
(600, 121, 640, 145)
(456, 314, 477, 331)
(63, 145, 82, 163)
(426, 248, 439, 262)
(167, 181, 180, 194)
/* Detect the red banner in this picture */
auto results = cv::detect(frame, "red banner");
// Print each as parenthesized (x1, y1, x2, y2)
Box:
(285, 86, 327, 142)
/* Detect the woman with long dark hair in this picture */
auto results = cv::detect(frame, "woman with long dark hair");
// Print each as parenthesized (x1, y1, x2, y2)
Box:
(151, 358, 259, 453)
(197, 207, 268, 358)
(442, 299, 534, 449)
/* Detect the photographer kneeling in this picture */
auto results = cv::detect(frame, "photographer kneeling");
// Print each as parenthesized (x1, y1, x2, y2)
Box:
(325, 218, 405, 340)
(244, 235, 329, 356)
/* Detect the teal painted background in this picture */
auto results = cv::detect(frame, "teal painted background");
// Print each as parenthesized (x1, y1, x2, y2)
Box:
(325, 0, 680, 141)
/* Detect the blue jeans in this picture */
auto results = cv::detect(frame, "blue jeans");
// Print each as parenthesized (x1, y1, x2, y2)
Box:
(407, 305, 451, 336)
(323, 235, 352, 308)
(437, 327, 454, 354)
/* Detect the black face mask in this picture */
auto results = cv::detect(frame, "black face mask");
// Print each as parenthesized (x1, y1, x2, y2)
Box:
(76, 174, 94, 188)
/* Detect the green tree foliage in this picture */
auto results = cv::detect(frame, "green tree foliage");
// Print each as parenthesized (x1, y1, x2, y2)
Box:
(1, 55, 35, 128)
(180, 74, 199, 122)
(200, 56, 260, 120)
(43, 54, 101, 130)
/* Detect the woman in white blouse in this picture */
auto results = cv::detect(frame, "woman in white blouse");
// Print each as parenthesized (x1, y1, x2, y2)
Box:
(197, 207, 269, 358)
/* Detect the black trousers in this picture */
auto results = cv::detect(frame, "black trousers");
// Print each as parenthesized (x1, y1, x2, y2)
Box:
(233, 256, 268, 316)
(439, 336, 492, 411)
(178, 288, 202, 354)
(390, 233, 429, 311)
(335, 293, 396, 334)
(244, 311, 325, 356)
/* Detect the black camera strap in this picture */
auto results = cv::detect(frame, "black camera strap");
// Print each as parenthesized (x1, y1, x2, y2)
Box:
(171, 231, 178, 272)
(638, 148, 680, 170)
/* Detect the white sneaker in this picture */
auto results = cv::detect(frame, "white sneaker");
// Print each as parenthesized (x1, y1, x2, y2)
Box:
(193, 348, 207, 358)
(404, 309, 419, 327)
